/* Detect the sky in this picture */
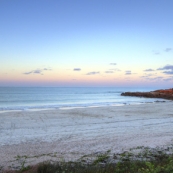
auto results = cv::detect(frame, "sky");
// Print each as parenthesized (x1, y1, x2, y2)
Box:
(0, 0, 173, 87)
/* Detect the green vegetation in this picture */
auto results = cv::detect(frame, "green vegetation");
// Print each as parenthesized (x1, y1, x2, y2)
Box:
(93, 150, 110, 165)
(3, 147, 173, 173)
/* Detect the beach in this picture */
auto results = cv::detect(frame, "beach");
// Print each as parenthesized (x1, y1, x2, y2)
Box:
(1, 101, 173, 169)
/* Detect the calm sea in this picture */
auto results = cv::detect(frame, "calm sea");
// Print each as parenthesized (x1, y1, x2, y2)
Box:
(0, 87, 166, 112)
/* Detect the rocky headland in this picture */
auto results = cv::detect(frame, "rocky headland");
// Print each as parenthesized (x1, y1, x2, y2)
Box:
(121, 88, 173, 100)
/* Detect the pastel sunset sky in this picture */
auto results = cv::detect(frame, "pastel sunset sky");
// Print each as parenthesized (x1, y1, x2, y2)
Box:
(1, 0, 173, 87)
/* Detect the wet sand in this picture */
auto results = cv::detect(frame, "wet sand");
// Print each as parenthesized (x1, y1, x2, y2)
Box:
(1, 102, 173, 169)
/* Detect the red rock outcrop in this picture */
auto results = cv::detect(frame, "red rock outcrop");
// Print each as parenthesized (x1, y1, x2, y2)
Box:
(121, 88, 173, 100)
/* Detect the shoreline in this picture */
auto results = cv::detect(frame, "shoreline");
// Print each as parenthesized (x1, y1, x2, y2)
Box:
(1, 102, 173, 169)
(0, 99, 168, 114)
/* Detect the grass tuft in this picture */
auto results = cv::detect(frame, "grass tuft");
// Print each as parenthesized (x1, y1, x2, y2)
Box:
(3, 147, 173, 173)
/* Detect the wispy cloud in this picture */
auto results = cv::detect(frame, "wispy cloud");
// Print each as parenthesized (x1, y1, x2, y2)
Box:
(125, 70, 131, 75)
(23, 68, 52, 75)
(73, 68, 81, 71)
(109, 68, 121, 71)
(152, 48, 172, 54)
(43, 68, 50, 71)
(141, 76, 163, 81)
(105, 71, 114, 73)
(124, 77, 131, 81)
(152, 50, 160, 55)
(165, 48, 172, 52)
(86, 71, 100, 75)
(144, 69, 155, 72)
(141, 73, 157, 78)
(152, 76, 163, 80)
(24, 69, 43, 75)
(110, 63, 117, 65)
(157, 65, 173, 75)
(157, 65, 173, 70)
(163, 71, 173, 75)
(163, 77, 173, 81)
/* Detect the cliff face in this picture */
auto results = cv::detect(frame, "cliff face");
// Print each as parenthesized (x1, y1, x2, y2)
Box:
(121, 88, 173, 100)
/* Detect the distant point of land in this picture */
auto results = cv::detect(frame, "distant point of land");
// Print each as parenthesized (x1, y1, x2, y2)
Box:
(121, 88, 173, 100)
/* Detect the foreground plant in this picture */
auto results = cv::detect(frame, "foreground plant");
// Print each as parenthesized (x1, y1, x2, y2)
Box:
(3, 146, 173, 173)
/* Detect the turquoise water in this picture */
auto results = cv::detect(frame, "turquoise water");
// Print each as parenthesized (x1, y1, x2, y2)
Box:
(0, 87, 166, 111)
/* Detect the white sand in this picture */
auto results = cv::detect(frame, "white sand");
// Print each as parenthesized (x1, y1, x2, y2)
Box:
(1, 102, 173, 169)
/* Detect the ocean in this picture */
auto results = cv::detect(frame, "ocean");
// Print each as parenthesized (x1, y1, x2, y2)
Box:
(0, 87, 166, 112)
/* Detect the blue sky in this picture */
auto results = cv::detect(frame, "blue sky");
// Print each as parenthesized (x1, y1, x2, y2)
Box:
(0, 0, 173, 87)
